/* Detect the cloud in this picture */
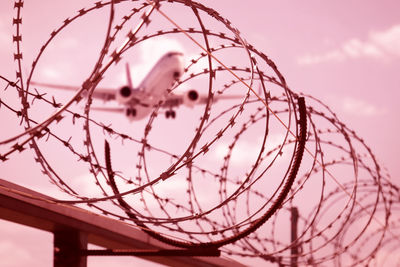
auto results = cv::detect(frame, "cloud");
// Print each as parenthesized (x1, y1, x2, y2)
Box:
(0, 30, 8, 44)
(0, 241, 32, 267)
(125, 37, 185, 85)
(341, 97, 387, 116)
(341, 38, 383, 58)
(214, 140, 260, 166)
(370, 25, 400, 57)
(40, 66, 62, 79)
(0, 19, 11, 45)
(297, 50, 345, 65)
(297, 24, 400, 65)
(213, 134, 286, 166)
(56, 37, 79, 50)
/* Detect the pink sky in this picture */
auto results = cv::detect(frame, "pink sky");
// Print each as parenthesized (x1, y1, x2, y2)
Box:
(0, 1, 399, 266)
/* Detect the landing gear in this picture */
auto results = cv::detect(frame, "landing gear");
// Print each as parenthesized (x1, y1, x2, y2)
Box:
(126, 108, 137, 117)
(165, 110, 176, 119)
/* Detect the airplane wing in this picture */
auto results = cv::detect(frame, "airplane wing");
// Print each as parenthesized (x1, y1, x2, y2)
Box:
(30, 81, 116, 101)
(212, 93, 249, 103)
(89, 106, 125, 113)
(162, 90, 246, 108)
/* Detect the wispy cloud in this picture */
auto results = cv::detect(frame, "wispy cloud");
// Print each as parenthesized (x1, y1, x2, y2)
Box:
(0, 20, 11, 45)
(214, 140, 260, 166)
(118, 37, 185, 86)
(213, 134, 287, 166)
(0, 241, 32, 267)
(370, 25, 400, 57)
(298, 24, 400, 65)
(0, 31, 8, 44)
(341, 97, 387, 116)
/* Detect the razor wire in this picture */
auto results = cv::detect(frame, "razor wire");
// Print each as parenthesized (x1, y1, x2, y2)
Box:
(0, 0, 398, 266)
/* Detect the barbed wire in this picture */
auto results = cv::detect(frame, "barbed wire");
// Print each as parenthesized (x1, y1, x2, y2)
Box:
(0, 0, 398, 265)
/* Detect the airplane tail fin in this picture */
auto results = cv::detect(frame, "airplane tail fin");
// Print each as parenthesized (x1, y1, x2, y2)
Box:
(125, 62, 135, 90)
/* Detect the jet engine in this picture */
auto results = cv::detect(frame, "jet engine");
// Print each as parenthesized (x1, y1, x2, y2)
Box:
(116, 86, 133, 104)
(183, 89, 200, 107)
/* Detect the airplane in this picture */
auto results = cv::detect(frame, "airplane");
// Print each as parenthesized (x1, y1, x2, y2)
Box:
(31, 51, 247, 121)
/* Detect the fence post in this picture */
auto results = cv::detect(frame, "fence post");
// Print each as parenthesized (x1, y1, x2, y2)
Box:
(54, 228, 88, 267)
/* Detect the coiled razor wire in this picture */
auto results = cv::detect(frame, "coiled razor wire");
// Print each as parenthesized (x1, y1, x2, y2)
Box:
(0, 0, 399, 265)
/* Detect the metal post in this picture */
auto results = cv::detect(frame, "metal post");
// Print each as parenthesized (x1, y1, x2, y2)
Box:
(290, 207, 299, 267)
(54, 228, 88, 267)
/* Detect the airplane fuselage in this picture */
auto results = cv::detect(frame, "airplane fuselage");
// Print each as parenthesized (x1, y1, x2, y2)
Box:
(116, 51, 184, 120)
